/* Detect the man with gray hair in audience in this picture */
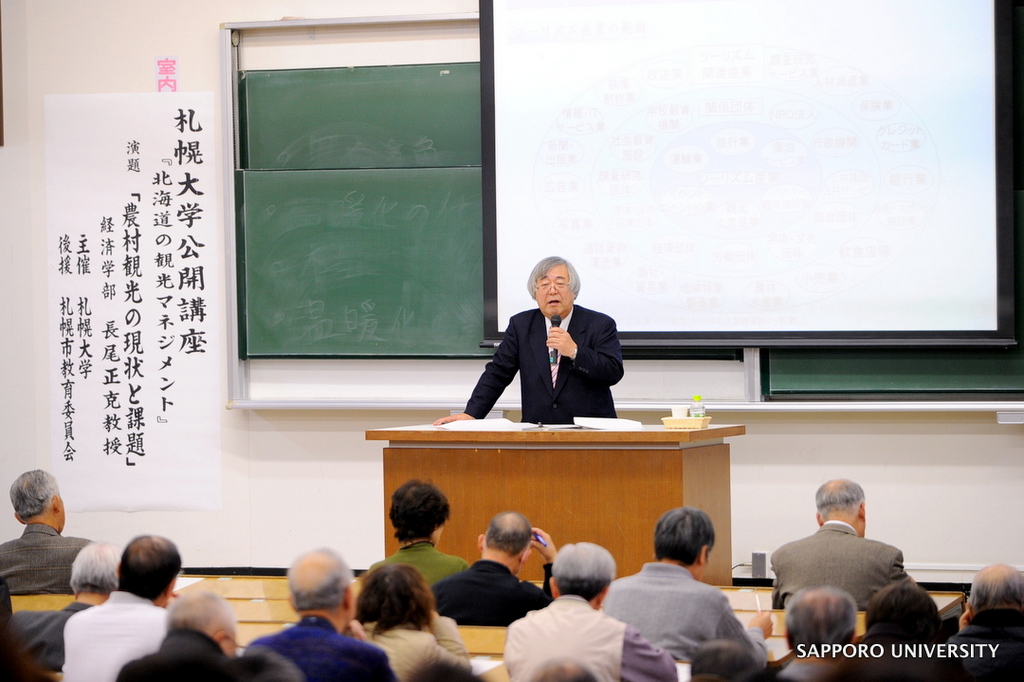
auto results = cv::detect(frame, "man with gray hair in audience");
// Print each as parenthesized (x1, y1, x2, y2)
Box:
(248, 548, 396, 682)
(771, 479, 909, 610)
(9, 541, 119, 672)
(433, 511, 556, 626)
(603, 506, 772, 664)
(504, 542, 677, 682)
(0, 470, 90, 594)
(771, 586, 857, 682)
(947, 563, 1024, 680)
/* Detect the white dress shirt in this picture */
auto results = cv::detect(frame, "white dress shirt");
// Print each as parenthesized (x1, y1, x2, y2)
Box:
(62, 591, 167, 682)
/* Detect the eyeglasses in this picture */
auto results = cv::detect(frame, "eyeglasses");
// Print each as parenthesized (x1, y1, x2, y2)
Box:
(536, 280, 570, 292)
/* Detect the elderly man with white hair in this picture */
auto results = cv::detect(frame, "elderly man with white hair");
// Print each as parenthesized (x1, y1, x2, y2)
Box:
(116, 590, 242, 682)
(9, 541, 119, 671)
(0, 469, 90, 594)
(504, 542, 677, 682)
(775, 586, 857, 682)
(434, 255, 624, 426)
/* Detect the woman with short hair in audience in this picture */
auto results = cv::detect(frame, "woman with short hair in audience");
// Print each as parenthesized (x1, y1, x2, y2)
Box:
(356, 563, 471, 682)
(368, 480, 469, 585)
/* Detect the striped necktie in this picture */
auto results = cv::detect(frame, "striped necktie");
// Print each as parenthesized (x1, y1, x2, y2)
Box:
(550, 353, 559, 387)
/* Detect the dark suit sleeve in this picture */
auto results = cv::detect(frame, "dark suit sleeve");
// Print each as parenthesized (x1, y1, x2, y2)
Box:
(464, 318, 523, 418)
(569, 310, 623, 387)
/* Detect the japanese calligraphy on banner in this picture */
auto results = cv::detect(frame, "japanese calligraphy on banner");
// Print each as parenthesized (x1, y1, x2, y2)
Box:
(45, 93, 220, 512)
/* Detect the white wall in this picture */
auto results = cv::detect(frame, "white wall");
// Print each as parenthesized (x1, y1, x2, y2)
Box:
(1, 0, 1022, 582)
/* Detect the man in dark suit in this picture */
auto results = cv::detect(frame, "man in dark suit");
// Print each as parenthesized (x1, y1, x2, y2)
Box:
(9, 542, 119, 672)
(0, 470, 90, 594)
(435, 256, 623, 425)
(771, 479, 909, 610)
(433, 511, 556, 626)
(947, 564, 1024, 680)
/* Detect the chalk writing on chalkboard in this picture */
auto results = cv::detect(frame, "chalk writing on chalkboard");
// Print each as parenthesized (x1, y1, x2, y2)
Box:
(239, 168, 488, 357)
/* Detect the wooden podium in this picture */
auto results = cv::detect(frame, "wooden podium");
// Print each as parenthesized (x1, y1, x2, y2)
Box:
(366, 424, 744, 585)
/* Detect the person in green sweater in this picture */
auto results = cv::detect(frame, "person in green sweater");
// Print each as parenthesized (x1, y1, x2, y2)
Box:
(369, 480, 469, 585)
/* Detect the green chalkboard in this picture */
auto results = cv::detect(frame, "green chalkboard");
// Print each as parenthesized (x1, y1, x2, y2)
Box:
(235, 61, 487, 357)
(238, 63, 481, 170)
(762, 193, 1024, 397)
(238, 168, 487, 357)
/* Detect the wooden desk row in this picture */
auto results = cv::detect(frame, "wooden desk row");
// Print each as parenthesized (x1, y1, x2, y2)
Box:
(10, 576, 965, 667)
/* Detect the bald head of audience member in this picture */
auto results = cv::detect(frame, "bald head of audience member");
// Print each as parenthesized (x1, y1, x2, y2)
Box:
(9, 470, 66, 531)
(479, 511, 535, 576)
(786, 587, 857, 654)
(71, 542, 119, 605)
(168, 591, 239, 656)
(118, 535, 181, 607)
(530, 659, 598, 682)
(968, 563, 1024, 615)
(287, 548, 355, 633)
(815, 479, 867, 536)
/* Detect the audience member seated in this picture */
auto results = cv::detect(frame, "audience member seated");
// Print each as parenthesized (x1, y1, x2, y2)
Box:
(689, 639, 760, 682)
(531, 659, 599, 682)
(774, 586, 856, 682)
(947, 563, 1024, 681)
(62, 535, 182, 682)
(603, 506, 772, 664)
(433, 511, 556, 626)
(505, 542, 677, 682)
(356, 563, 471, 682)
(116, 590, 241, 682)
(0, 621, 52, 682)
(0, 469, 90, 594)
(369, 480, 470, 585)
(9, 541, 119, 672)
(248, 548, 397, 682)
(843, 579, 969, 681)
(860, 579, 940, 647)
(770, 479, 909, 610)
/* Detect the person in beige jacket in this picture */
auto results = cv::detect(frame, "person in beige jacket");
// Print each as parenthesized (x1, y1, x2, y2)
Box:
(505, 542, 677, 682)
(356, 563, 471, 682)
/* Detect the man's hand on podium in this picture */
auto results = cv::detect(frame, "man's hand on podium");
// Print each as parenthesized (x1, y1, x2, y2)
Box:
(433, 412, 474, 426)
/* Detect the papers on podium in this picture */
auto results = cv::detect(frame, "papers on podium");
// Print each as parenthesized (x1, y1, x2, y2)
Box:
(573, 417, 644, 431)
(435, 418, 535, 431)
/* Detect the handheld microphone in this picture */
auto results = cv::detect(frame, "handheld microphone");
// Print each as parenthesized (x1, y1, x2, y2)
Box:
(549, 315, 561, 364)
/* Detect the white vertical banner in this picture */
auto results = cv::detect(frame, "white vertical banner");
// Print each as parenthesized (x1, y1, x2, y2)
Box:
(45, 93, 221, 511)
